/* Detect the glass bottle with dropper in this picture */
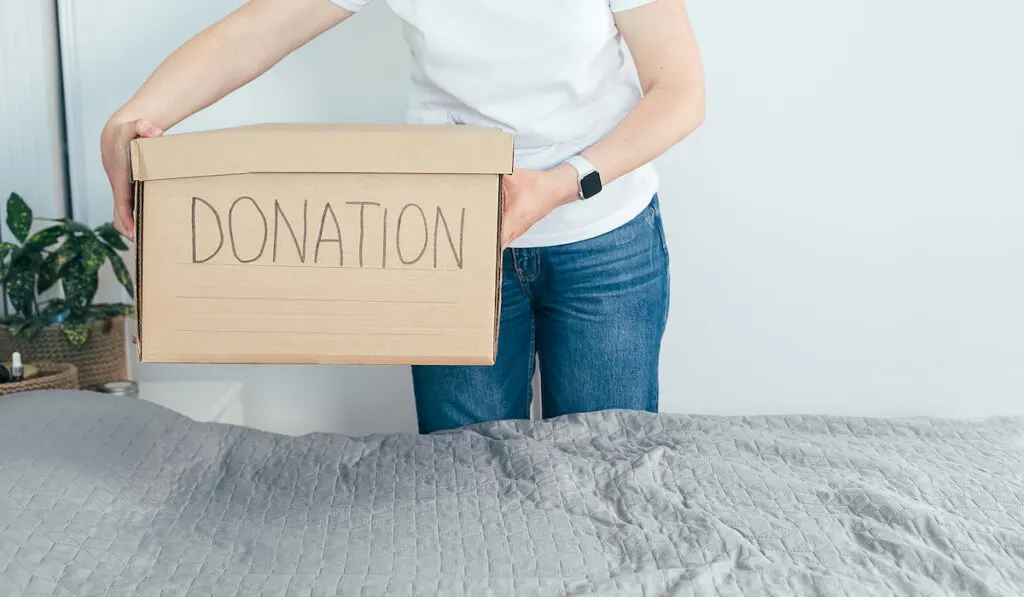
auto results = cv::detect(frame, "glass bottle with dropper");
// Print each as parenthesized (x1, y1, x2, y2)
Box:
(10, 352, 24, 383)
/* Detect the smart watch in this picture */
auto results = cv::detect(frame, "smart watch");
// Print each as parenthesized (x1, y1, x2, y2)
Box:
(566, 156, 603, 200)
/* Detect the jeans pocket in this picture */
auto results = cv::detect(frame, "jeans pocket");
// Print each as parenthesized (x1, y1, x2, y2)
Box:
(650, 195, 671, 330)
(650, 195, 669, 256)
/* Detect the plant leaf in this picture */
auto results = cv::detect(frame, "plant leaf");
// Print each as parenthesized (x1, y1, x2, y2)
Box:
(6, 192, 33, 243)
(61, 257, 100, 308)
(10, 319, 44, 340)
(39, 218, 102, 241)
(1, 227, 58, 288)
(60, 321, 92, 346)
(58, 218, 94, 236)
(35, 217, 91, 233)
(104, 246, 134, 298)
(0, 313, 26, 325)
(24, 320, 45, 339)
(80, 236, 109, 273)
(0, 242, 17, 261)
(95, 222, 129, 251)
(40, 298, 68, 315)
(55, 236, 108, 308)
(37, 251, 63, 294)
(88, 303, 134, 318)
(52, 236, 80, 267)
(22, 226, 64, 252)
(4, 262, 36, 316)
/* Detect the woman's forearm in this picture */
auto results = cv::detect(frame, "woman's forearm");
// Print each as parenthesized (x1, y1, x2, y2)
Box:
(583, 85, 704, 189)
(545, 0, 705, 205)
(109, 0, 350, 131)
(110, 23, 252, 131)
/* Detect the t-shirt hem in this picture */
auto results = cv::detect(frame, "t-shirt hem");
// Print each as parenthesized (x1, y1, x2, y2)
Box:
(609, 0, 660, 13)
(508, 187, 658, 249)
(328, 0, 367, 12)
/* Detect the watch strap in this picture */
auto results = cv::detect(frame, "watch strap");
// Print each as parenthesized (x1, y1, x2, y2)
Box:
(566, 156, 596, 179)
(566, 155, 599, 200)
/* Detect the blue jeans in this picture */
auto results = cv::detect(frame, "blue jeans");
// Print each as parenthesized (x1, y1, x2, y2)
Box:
(412, 196, 669, 433)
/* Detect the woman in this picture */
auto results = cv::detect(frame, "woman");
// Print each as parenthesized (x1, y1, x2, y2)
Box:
(102, 0, 704, 434)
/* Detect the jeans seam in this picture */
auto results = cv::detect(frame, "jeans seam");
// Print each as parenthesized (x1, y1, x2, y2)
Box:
(645, 202, 656, 226)
(527, 317, 536, 418)
(653, 205, 671, 330)
(512, 249, 535, 303)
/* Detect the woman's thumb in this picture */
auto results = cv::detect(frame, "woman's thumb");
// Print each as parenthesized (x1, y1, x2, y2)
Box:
(134, 119, 163, 138)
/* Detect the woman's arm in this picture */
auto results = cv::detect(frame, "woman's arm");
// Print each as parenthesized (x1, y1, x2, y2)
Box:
(581, 0, 705, 188)
(103, 0, 353, 237)
(501, 0, 704, 245)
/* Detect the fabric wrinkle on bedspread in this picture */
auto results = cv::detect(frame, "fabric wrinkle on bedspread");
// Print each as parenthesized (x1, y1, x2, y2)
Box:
(0, 391, 1023, 596)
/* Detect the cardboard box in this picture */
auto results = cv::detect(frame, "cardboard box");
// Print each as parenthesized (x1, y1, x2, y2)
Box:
(130, 123, 512, 365)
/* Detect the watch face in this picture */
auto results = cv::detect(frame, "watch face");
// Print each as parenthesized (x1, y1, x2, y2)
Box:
(580, 171, 602, 199)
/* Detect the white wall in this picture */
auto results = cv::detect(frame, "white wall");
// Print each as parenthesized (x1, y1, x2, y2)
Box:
(669, 0, 1024, 419)
(58, 0, 1024, 434)
(1, 2, 68, 222)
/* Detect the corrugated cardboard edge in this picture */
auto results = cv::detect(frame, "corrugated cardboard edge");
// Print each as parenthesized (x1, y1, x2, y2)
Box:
(130, 125, 514, 181)
(138, 354, 497, 366)
(130, 140, 144, 361)
(490, 133, 512, 364)
(491, 176, 505, 365)
(129, 138, 143, 183)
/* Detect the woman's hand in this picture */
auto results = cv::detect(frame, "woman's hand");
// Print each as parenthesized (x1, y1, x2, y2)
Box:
(101, 118, 163, 239)
(501, 166, 578, 247)
(98, 0, 353, 240)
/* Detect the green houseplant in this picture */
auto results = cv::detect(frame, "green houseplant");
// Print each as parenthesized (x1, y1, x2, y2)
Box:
(0, 192, 134, 387)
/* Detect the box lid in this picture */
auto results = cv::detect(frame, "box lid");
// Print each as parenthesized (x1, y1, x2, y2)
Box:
(130, 123, 514, 181)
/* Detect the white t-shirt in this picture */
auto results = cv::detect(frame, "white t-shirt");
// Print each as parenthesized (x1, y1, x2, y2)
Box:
(330, 0, 660, 248)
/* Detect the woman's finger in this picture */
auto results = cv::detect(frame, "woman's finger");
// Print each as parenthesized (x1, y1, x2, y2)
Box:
(113, 178, 135, 239)
(134, 119, 163, 138)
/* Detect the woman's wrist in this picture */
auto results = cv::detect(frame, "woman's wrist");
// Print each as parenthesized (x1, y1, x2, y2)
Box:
(544, 164, 580, 208)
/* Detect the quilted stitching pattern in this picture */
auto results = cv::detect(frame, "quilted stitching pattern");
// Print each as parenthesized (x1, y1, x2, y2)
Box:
(1, 391, 1023, 596)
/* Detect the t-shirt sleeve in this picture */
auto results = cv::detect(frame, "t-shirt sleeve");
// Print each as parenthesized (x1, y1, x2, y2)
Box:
(609, 0, 660, 13)
(328, 0, 374, 13)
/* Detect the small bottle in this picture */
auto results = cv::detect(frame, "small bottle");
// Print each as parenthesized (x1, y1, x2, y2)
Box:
(10, 352, 24, 383)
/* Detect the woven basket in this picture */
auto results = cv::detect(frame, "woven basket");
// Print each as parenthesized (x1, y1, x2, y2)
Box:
(0, 317, 127, 389)
(0, 362, 79, 396)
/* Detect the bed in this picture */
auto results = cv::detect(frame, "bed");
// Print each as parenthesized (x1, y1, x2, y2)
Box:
(1, 390, 1023, 596)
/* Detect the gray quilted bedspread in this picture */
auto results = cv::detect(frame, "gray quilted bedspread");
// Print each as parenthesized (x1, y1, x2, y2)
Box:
(1, 391, 1023, 596)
